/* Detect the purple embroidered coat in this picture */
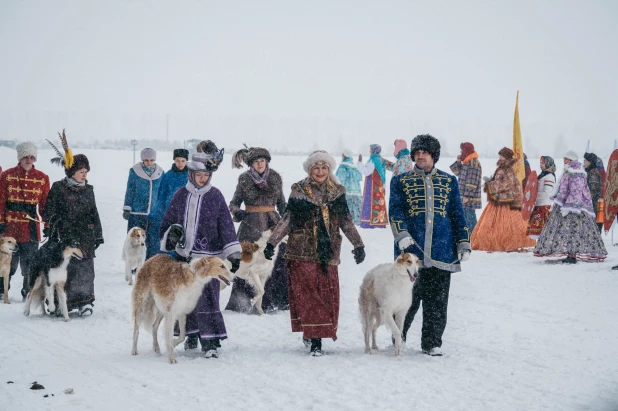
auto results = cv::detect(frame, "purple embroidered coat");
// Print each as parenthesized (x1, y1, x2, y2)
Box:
(553, 161, 595, 217)
(160, 181, 241, 340)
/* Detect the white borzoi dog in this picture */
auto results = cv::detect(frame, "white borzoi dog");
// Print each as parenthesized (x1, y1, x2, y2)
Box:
(23, 240, 84, 321)
(122, 227, 146, 285)
(131, 254, 233, 364)
(234, 231, 281, 315)
(358, 252, 419, 356)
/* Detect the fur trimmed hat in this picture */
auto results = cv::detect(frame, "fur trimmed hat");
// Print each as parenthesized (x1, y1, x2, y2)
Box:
(140, 148, 156, 161)
(16, 141, 37, 161)
(247, 147, 271, 164)
(583, 152, 597, 164)
(498, 147, 514, 160)
(342, 148, 354, 159)
(410, 134, 441, 163)
(232, 145, 272, 169)
(65, 154, 90, 177)
(173, 148, 189, 160)
(303, 150, 340, 184)
(564, 150, 579, 161)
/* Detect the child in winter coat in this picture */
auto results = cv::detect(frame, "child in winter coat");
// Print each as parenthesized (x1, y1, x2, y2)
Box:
(145, 149, 189, 259)
(122, 148, 164, 232)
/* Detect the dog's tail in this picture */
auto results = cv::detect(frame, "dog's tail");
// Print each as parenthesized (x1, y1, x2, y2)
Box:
(132, 286, 157, 331)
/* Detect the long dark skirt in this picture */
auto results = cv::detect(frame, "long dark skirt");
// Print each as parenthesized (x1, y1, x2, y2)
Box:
(175, 280, 227, 341)
(225, 243, 289, 314)
(288, 260, 339, 341)
(65, 257, 95, 310)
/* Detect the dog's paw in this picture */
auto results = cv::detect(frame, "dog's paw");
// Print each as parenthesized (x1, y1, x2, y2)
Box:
(153, 345, 161, 354)
(372, 345, 379, 351)
(4, 300, 10, 304)
(131, 349, 138, 356)
(365, 348, 372, 354)
(168, 357, 177, 364)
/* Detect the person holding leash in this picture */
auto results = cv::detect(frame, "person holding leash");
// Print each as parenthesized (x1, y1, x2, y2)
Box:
(265, 150, 366, 356)
(389, 134, 471, 356)
(225, 145, 289, 314)
(159, 141, 241, 359)
(0, 142, 50, 301)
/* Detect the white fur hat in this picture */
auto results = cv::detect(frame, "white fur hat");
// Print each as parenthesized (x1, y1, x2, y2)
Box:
(303, 150, 340, 184)
(141, 147, 156, 161)
(16, 141, 37, 161)
(564, 150, 579, 161)
(342, 149, 354, 158)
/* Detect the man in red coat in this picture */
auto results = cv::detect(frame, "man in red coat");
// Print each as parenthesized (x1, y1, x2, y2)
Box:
(0, 142, 50, 301)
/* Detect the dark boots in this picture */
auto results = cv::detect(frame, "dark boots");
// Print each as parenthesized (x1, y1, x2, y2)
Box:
(200, 338, 221, 358)
(310, 338, 322, 357)
(562, 255, 577, 264)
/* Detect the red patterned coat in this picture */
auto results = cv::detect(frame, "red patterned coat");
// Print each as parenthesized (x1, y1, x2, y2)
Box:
(484, 158, 523, 210)
(0, 165, 50, 242)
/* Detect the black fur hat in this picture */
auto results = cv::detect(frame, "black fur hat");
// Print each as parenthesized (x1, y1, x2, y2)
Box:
(173, 148, 189, 160)
(65, 154, 90, 177)
(410, 134, 441, 163)
(232, 145, 271, 169)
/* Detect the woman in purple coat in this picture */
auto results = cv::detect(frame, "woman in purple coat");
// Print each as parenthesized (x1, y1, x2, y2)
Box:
(160, 142, 241, 358)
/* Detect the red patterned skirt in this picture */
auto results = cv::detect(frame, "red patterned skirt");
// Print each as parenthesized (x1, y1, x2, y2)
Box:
(526, 205, 552, 239)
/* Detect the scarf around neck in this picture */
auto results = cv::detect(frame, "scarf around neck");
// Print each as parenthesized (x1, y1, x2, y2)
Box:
(142, 163, 156, 177)
(249, 165, 270, 189)
(65, 176, 85, 187)
(395, 148, 410, 159)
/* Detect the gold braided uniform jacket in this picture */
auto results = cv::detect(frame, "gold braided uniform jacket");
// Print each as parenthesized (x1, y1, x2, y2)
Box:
(0, 165, 50, 243)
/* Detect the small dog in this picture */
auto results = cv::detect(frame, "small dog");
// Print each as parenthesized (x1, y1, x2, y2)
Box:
(0, 237, 17, 304)
(23, 240, 84, 321)
(131, 254, 233, 364)
(235, 231, 279, 315)
(122, 227, 146, 285)
(358, 253, 419, 356)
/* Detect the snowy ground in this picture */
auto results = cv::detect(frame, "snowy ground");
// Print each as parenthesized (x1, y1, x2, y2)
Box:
(0, 148, 617, 411)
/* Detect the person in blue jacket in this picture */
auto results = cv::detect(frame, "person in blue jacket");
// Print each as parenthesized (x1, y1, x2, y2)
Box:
(145, 148, 189, 259)
(122, 148, 164, 232)
(389, 134, 471, 357)
(335, 149, 363, 225)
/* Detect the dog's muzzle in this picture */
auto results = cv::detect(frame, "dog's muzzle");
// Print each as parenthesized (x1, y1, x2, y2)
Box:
(406, 269, 418, 283)
(218, 275, 231, 286)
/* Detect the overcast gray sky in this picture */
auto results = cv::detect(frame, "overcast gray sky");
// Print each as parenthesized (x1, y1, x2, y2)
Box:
(1, 0, 617, 156)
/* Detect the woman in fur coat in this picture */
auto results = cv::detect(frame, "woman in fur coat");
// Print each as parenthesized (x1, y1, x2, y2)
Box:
(471, 147, 536, 251)
(265, 150, 365, 356)
(225, 146, 289, 314)
(534, 151, 607, 264)
(122, 148, 164, 232)
(44, 145, 103, 317)
(159, 142, 241, 358)
(145, 149, 189, 259)
(526, 156, 557, 239)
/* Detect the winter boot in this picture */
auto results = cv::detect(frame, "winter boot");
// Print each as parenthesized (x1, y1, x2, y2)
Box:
(562, 256, 577, 264)
(422, 347, 444, 356)
(79, 304, 93, 316)
(612, 265, 618, 271)
(201, 338, 221, 358)
(184, 335, 199, 350)
(310, 338, 323, 357)
(303, 338, 312, 348)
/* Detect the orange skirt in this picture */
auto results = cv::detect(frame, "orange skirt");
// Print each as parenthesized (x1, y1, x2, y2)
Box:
(472, 202, 536, 251)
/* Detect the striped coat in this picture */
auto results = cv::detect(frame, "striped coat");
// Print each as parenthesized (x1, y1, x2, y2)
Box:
(450, 155, 482, 209)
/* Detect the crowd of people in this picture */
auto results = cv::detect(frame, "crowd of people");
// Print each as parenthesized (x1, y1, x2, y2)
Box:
(0, 133, 615, 359)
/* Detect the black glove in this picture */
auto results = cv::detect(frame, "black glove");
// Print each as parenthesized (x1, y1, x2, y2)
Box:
(0, 223, 6, 235)
(352, 246, 366, 264)
(166, 224, 186, 250)
(122, 210, 130, 220)
(403, 245, 415, 255)
(42, 227, 51, 238)
(263, 243, 275, 260)
(234, 210, 248, 222)
(94, 239, 104, 250)
(229, 257, 240, 273)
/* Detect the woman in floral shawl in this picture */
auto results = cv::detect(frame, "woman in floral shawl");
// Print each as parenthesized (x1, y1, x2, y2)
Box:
(534, 150, 607, 264)
(385, 139, 414, 176)
(526, 156, 556, 239)
(357, 144, 389, 228)
(471, 147, 536, 251)
(265, 150, 365, 356)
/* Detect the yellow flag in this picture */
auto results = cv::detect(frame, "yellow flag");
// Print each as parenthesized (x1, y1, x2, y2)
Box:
(512, 91, 525, 183)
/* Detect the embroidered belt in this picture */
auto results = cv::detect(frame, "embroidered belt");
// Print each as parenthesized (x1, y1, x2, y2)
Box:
(246, 206, 276, 213)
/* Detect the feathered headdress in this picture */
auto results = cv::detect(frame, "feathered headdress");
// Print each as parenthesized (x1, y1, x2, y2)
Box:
(232, 143, 250, 169)
(46, 129, 74, 169)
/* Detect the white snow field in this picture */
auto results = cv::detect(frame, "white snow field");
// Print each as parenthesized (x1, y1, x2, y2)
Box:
(0, 148, 617, 411)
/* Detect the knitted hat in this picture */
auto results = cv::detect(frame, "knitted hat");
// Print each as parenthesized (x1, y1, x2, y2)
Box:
(498, 147, 514, 160)
(460, 142, 475, 160)
(394, 139, 407, 156)
(410, 134, 441, 163)
(16, 142, 37, 160)
(65, 154, 90, 177)
(583, 152, 598, 164)
(141, 148, 156, 161)
(247, 147, 271, 164)
(173, 148, 189, 160)
(564, 150, 579, 161)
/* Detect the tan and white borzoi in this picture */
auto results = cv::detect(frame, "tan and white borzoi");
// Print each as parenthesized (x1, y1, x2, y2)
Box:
(131, 254, 233, 364)
(235, 231, 280, 315)
(122, 227, 146, 285)
(358, 252, 419, 356)
(0, 237, 17, 304)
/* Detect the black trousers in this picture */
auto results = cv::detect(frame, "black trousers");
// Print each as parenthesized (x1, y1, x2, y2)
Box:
(0, 241, 38, 296)
(402, 267, 451, 351)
